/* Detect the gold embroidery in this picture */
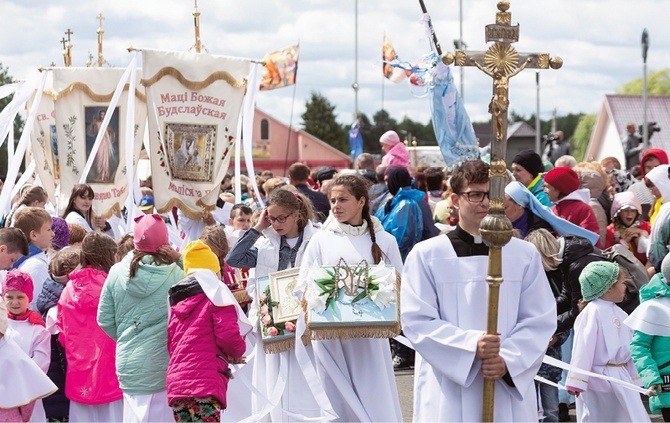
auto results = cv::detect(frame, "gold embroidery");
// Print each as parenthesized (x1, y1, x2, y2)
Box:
(53, 82, 146, 103)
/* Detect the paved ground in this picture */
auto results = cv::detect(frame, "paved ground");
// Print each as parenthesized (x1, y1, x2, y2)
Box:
(394, 367, 664, 422)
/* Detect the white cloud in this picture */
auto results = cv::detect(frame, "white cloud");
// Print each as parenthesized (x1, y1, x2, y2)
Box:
(1, 0, 668, 133)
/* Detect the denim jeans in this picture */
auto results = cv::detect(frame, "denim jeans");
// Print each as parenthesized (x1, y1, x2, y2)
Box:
(535, 381, 559, 422)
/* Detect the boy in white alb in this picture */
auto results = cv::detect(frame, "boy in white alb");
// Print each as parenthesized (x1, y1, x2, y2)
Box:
(401, 160, 557, 421)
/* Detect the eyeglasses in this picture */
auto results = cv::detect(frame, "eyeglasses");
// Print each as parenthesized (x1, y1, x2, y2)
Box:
(458, 191, 490, 203)
(266, 214, 292, 224)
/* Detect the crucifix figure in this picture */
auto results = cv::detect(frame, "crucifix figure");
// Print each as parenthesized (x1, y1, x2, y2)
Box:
(442, 1, 562, 421)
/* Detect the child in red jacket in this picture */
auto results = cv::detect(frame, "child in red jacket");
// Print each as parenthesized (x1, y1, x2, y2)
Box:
(545, 166, 600, 240)
(166, 240, 251, 422)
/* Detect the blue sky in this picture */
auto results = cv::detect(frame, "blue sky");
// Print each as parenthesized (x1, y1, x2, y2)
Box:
(1, 0, 668, 131)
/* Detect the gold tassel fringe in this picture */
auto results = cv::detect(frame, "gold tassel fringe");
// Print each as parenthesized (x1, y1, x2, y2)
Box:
(262, 337, 295, 355)
(306, 323, 401, 341)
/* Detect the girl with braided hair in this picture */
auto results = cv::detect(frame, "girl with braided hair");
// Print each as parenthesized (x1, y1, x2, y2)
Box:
(5, 185, 48, 228)
(297, 173, 403, 422)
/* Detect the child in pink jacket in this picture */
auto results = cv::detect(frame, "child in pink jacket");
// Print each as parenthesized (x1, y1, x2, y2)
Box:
(56, 232, 123, 422)
(167, 240, 251, 422)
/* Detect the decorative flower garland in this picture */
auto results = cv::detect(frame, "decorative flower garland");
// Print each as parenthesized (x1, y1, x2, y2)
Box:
(258, 285, 296, 353)
(305, 259, 396, 315)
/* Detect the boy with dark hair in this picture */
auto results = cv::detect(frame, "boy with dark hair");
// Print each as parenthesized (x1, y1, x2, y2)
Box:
(12, 207, 54, 306)
(0, 227, 29, 269)
(401, 159, 556, 421)
(225, 204, 253, 249)
(288, 163, 329, 222)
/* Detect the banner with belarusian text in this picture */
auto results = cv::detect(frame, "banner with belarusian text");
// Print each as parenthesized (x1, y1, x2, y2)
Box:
(142, 49, 249, 219)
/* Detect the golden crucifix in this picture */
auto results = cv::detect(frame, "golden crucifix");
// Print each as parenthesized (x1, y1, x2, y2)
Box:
(96, 13, 105, 67)
(60, 37, 68, 66)
(442, 1, 562, 421)
(64, 29, 74, 67)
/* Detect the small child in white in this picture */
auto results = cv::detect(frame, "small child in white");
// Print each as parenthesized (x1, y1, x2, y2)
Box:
(566, 261, 649, 422)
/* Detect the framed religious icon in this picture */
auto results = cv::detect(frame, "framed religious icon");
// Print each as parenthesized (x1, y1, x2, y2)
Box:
(164, 122, 217, 182)
(268, 268, 302, 324)
(256, 272, 302, 354)
(84, 106, 120, 184)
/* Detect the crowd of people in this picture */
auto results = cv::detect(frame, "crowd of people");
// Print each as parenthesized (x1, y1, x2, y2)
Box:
(1, 128, 670, 422)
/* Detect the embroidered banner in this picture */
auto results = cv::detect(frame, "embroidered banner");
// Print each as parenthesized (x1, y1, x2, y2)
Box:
(53, 67, 146, 218)
(142, 49, 249, 219)
(259, 45, 298, 91)
(28, 87, 59, 205)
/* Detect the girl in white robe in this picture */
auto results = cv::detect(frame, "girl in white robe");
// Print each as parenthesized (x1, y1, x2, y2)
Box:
(0, 300, 57, 423)
(3, 270, 51, 422)
(297, 174, 403, 422)
(225, 189, 321, 422)
(566, 261, 649, 422)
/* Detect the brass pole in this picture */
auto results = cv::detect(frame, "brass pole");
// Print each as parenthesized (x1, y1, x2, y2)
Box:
(441, 1, 562, 420)
(193, 0, 202, 53)
(97, 13, 105, 67)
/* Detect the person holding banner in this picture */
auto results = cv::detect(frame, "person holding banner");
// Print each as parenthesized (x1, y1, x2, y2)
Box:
(226, 188, 322, 421)
(298, 174, 403, 422)
(566, 261, 649, 422)
(62, 184, 96, 232)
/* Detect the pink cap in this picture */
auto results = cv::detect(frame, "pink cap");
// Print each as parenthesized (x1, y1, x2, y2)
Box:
(2, 270, 35, 303)
(133, 214, 169, 253)
(380, 130, 401, 146)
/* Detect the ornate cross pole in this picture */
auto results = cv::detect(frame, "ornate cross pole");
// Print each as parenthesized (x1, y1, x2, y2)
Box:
(441, 1, 562, 421)
(96, 13, 105, 67)
(64, 29, 74, 67)
(193, 0, 203, 53)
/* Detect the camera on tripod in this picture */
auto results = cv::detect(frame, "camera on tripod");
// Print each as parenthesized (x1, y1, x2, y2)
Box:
(638, 122, 661, 141)
(542, 133, 559, 144)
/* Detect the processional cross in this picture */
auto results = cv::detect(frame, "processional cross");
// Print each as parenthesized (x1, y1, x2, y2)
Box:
(96, 13, 105, 67)
(441, 1, 562, 421)
(64, 29, 74, 67)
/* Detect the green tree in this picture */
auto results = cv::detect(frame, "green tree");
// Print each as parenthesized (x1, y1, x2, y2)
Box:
(617, 68, 670, 95)
(571, 114, 597, 161)
(397, 115, 436, 146)
(301, 92, 347, 153)
(0, 63, 25, 177)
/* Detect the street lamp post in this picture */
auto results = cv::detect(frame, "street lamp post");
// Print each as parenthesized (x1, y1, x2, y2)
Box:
(642, 29, 649, 150)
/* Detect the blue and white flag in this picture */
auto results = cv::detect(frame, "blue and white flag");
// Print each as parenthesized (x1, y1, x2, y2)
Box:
(349, 120, 363, 160)
(429, 61, 479, 169)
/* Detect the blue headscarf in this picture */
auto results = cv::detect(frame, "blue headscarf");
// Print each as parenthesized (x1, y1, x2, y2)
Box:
(505, 181, 600, 245)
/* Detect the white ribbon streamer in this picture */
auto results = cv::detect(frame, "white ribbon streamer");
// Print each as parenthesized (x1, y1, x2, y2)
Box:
(0, 72, 48, 217)
(0, 79, 34, 151)
(542, 355, 649, 395)
(240, 63, 264, 206)
(123, 51, 139, 232)
(0, 82, 19, 100)
(10, 161, 36, 200)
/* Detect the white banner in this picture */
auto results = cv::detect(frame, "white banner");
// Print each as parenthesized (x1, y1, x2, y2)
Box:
(53, 68, 146, 218)
(142, 49, 249, 219)
(28, 87, 58, 205)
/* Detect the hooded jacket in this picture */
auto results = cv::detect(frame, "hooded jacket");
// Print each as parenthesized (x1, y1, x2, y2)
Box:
(381, 142, 411, 170)
(551, 235, 605, 332)
(166, 276, 246, 408)
(629, 274, 670, 414)
(57, 267, 122, 404)
(375, 187, 424, 261)
(605, 192, 651, 265)
(552, 189, 600, 240)
(97, 251, 184, 395)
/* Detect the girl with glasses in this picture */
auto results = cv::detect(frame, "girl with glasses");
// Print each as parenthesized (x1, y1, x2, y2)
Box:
(225, 187, 321, 421)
